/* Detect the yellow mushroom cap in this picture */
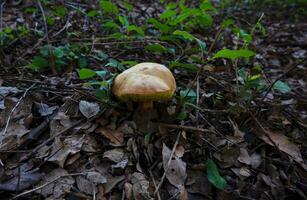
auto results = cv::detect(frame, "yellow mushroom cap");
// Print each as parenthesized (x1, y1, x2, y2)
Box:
(112, 62, 176, 102)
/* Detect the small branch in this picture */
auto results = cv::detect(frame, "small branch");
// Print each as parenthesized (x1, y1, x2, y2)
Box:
(12, 173, 85, 199)
(0, 83, 36, 148)
(149, 170, 161, 200)
(159, 123, 212, 133)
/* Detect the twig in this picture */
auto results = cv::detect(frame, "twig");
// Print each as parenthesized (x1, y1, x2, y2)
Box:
(154, 132, 181, 195)
(12, 173, 85, 199)
(149, 170, 161, 200)
(0, 83, 36, 148)
(159, 123, 212, 133)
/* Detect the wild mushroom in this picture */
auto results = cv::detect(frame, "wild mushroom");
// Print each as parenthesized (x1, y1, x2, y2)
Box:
(112, 62, 176, 110)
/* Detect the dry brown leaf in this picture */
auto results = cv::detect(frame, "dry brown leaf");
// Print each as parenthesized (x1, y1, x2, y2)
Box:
(103, 148, 125, 163)
(36, 168, 74, 198)
(131, 172, 153, 200)
(162, 144, 187, 188)
(259, 131, 303, 162)
(97, 127, 124, 145)
(238, 148, 251, 165)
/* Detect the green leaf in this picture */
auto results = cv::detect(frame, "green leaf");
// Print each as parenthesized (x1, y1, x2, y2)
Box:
(160, 9, 177, 20)
(176, 112, 187, 120)
(103, 21, 120, 30)
(145, 44, 168, 53)
(100, 0, 118, 14)
(53, 47, 64, 58)
(52, 5, 67, 18)
(97, 51, 108, 61)
(78, 68, 97, 79)
(121, 60, 138, 67)
(106, 58, 125, 71)
(28, 56, 48, 71)
(180, 89, 196, 98)
(87, 10, 98, 17)
(171, 8, 199, 25)
(118, 15, 129, 27)
(207, 159, 227, 190)
(180, 89, 196, 103)
(78, 57, 88, 68)
(46, 16, 55, 26)
(273, 80, 291, 94)
(127, 25, 144, 36)
(173, 30, 195, 41)
(170, 62, 198, 71)
(212, 49, 255, 60)
(148, 18, 171, 33)
(96, 70, 108, 78)
(222, 18, 234, 28)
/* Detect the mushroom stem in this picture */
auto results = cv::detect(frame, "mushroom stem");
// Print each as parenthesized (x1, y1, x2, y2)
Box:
(139, 101, 153, 110)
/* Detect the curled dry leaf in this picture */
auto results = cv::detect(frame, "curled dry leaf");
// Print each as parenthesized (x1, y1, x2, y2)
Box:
(162, 144, 187, 188)
(79, 100, 100, 119)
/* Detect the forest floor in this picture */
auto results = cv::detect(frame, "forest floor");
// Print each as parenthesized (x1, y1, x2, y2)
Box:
(0, 1, 306, 200)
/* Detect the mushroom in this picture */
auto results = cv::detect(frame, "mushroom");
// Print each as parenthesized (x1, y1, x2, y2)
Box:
(112, 62, 176, 110)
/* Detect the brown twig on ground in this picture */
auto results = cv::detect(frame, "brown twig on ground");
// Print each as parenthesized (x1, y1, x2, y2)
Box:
(154, 131, 181, 195)
(149, 170, 162, 200)
(159, 123, 212, 133)
(12, 173, 85, 199)
(0, 83, 36, 149)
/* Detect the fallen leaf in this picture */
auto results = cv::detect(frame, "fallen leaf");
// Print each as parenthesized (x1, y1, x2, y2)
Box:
(76, 175, 95, 195)
(162, 144, 187, 188)
(103, 148, 125, 163)
(250, 152, 262, 169)
(0, 87, 21, 99)
(79, 100, 100, 118)
(125, 182, 133, 200)
(36, 102, 58, 116)
(104, 175, 125, 194)
(0, 169, 43, 191)
(206, 159, 227, 190)
(259, 131, 303, 162)
(48, 135, 85, 167)
(238, 148, 251, 165)
(35, 168, 75, 198)
(97, 127, 124, 145)
(131, 172, 153, 200)
(213, 147, 240, 168)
